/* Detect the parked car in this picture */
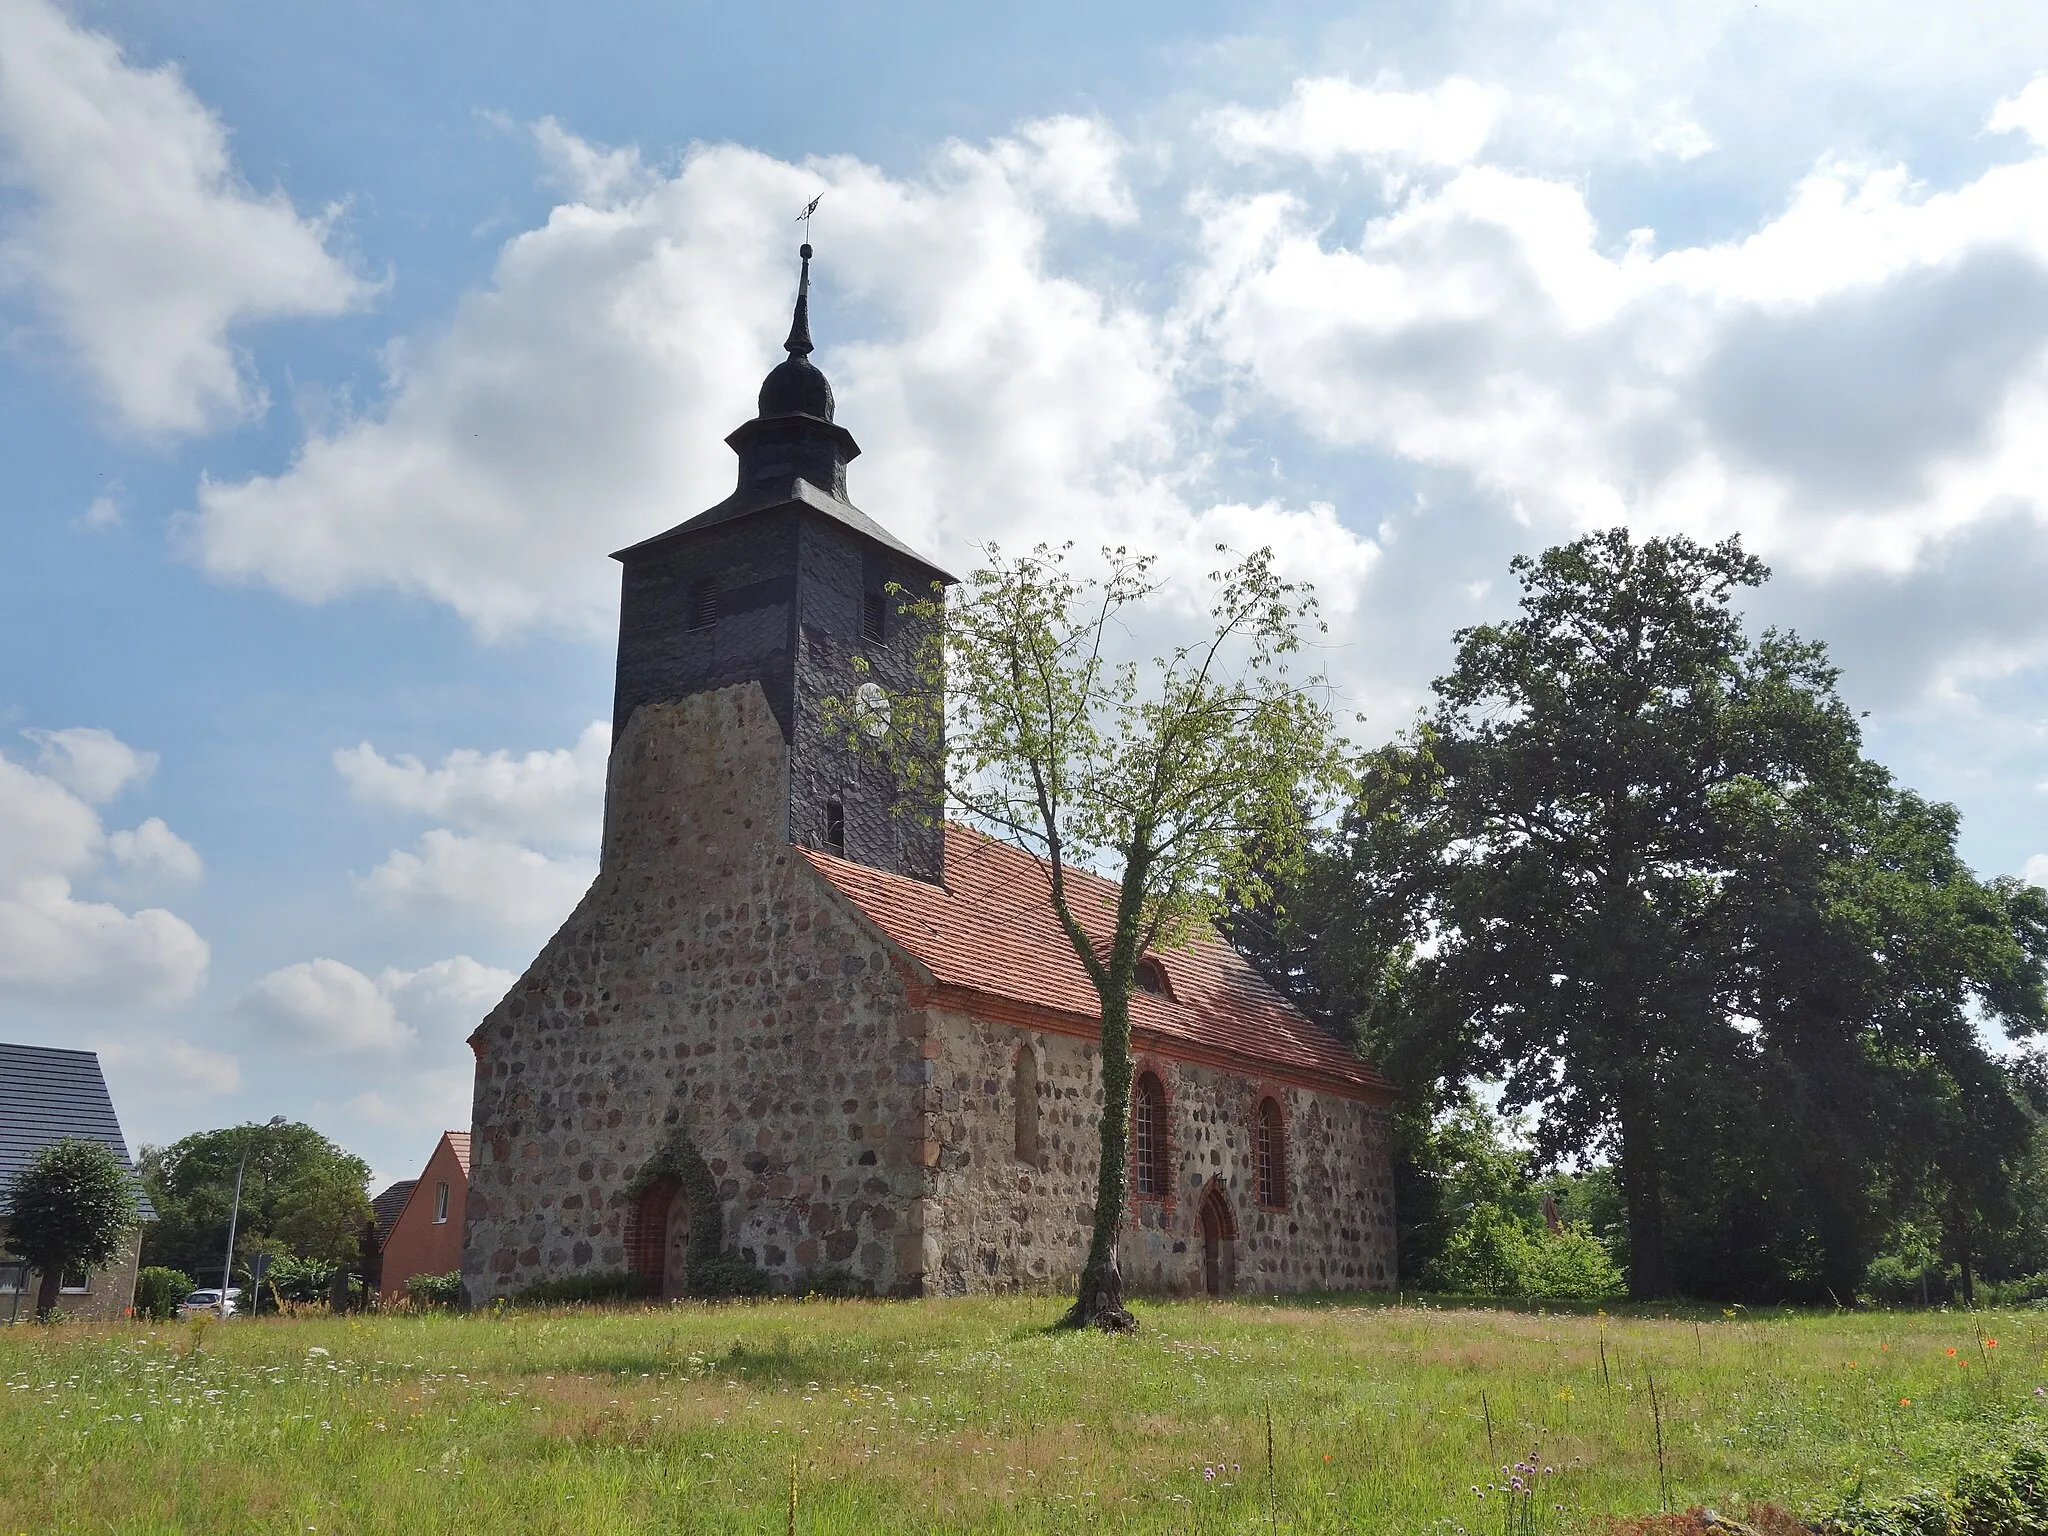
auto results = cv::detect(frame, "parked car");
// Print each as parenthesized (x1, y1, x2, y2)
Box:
(175, 1287, 241, 1319)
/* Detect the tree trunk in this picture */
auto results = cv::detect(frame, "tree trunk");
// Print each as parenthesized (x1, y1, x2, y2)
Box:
(34, 1265, 61, 1322)
(1617, 1083, 1673, 1301)
(1064, 986, 1137, 1332)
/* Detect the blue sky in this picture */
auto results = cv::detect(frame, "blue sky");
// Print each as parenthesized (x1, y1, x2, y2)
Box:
(3, 0, 2047, 1185)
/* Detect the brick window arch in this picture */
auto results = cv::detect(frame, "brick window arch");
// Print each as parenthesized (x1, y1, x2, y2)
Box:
(1014, 1042, 1040, 1163)
(1132, 1070, 1170, 1198)
(1256, 1096, 1288, 1210)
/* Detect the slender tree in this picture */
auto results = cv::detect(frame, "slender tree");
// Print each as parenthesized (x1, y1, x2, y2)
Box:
(5, 1138, 140, 1320)
(858, 543, 1349, 1329)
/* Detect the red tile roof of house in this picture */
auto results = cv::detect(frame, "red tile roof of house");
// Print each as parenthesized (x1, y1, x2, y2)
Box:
(802, 826, 1394, 1099)
(445, 1131, 472, 1178)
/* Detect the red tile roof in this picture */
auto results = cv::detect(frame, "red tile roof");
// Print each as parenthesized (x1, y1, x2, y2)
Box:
(445, 1131, 472, 1178)
(801, 826, 1394, 1099)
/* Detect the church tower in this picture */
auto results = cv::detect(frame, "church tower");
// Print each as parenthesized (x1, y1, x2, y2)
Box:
(609, 244, 951, 882)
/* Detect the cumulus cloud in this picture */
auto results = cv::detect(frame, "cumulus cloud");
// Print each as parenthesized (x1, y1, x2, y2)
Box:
(2026, 854, 2048, 890)
(0, 0, 370, 437)
(335, 723, 609, 846)
(27, 725, 156, 802)
(238, 954, 513, 1057)
(362, 830, 596, 935)
(1184, 114, 2048, 693)
(337, 724, 606, 934)
(0, 732, 208, 1006)
(190, 117, 1368, 637)
(1213, 76, 1505, 175)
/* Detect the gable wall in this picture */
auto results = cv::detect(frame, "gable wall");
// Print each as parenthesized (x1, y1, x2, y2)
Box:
(922, 1008, 1397, 1296)
(461, 683, 934, 1302)
(379, 1138, 470, 1301)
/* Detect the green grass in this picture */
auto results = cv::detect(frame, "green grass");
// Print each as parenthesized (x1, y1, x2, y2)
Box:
(1, 1295, 2042, 1533)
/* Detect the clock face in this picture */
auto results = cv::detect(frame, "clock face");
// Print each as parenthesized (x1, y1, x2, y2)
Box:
(855, 681, 891, 740)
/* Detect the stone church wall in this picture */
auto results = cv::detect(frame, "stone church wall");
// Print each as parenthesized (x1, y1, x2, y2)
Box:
(920, 1008, 1398, 1297)
(462, 682, 936, 1303)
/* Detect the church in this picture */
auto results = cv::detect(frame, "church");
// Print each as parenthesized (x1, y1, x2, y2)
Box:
(459, 246, 1398, 1303)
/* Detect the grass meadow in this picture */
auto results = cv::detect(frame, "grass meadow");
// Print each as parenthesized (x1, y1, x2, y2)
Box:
(1, 1295, 2042, 1534)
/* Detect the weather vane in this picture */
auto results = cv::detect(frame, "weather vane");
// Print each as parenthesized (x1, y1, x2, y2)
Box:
(796, 193, 823, 241)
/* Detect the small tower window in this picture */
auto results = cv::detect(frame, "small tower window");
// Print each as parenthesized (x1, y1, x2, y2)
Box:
(824, 799, 845, 855)
(862, 592, 885, 642)
(1257, 1097, 1288, 1209)
(1133, 1071, 1169, 1198)
(689, 581, 719, 631)
(1014, 1044, 1040, 1163)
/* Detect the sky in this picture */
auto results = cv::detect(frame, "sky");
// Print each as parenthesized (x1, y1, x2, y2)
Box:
(3, 0, 2048, 1187)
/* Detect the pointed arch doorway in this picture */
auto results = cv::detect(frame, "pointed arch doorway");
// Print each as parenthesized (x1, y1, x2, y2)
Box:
(630, 1178, 694, 1301)
(1198, 1182, 1237, 1296)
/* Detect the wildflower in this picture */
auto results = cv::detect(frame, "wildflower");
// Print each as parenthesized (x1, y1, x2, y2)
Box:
(1900, 1398, 1911, 1407)
(1947, 1348, 1958, 1357)
(1987, 1339, 1999, 1349)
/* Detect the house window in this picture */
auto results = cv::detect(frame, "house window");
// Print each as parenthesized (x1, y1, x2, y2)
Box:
(1133, 1071, 1169, 1198)
(433, 1182, 451, 1224)
(825, 799, 845, 855)
(1134, 957, 1169, 997)
(862, 592, 885, 643)
(689, 580, 719, 631)
(60, 1270, 90, 1293)
(1257, 1097, 1288, 1209)
(1014, 1044, 1040, 1163)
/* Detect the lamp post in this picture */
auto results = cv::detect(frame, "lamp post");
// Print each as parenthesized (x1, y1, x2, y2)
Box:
(220, 1116, 288, 1317)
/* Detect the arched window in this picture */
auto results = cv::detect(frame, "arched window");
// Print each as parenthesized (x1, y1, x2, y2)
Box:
(1134, 957, 1170, 997)
(1256, 1097, 1287, 1209)
(1014, 1044, 1040, 1162)
(1133, 1071, 1170, 1198)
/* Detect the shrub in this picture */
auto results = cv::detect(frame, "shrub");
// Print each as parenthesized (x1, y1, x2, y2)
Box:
(405, 1270, 463, 1309)
(133, 1266, 192, 1322)
(687, 1252, 772, 1299)
(802, 1264, 865, 1298)
(1432, 1202, 1623, 1299)
(1820, 1435, 2048, 1534)
(514, 1270, 652, 1307)
(266, 1255, 340, 1305)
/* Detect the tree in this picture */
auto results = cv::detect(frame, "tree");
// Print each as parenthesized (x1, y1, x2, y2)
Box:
(866, 543, 1350, 1329)
(1233, 527, 2048, 1303)
(139, 1121, 372, 1279)
(4, 1138, 140, 1319)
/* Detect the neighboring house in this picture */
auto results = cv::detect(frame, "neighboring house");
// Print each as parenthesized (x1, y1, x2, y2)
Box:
(370, 1179, 418, 1249)
(0, 1043, 152, 1322)
(461, 249, 1398, 1304)
(377, 1133, 470, 1301)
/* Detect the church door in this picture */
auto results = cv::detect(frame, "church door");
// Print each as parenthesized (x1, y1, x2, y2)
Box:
(662, 1193, 693, 1302)
(1199, 1186, 1234, 1296)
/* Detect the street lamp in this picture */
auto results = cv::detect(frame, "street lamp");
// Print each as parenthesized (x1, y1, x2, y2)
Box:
(220, 1116, 288, 1317)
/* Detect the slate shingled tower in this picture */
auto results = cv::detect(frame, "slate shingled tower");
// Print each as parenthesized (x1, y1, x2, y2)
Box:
(608, 244, 951, 882)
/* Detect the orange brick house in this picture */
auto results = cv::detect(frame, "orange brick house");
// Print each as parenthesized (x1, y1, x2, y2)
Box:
(376, 1131, 470, 1302)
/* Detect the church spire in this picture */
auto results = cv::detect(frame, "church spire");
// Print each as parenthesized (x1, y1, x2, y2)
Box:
(756, 242, 835, 423)
(783, 242, 814, 358)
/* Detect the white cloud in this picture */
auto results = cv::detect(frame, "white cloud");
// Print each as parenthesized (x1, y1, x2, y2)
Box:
(335, 722, 609, 846)
(337, 723, 607, 933)
(1213, 76, 1505, 175)
(0, 736, 208, 1007)
(1990, 76, 2048, 148)
(27, 725, 155, 803)
(2025, 854, 2048, 890)
(190, 118, 1366, 638)
(77, 492, 122, 530)
(363, 830, 596, 935)
(0, 0, 370, 435)
(239, 953, 514, 1059)
(1185, 125, 2048, 691)
(106, 817, 204, 883)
